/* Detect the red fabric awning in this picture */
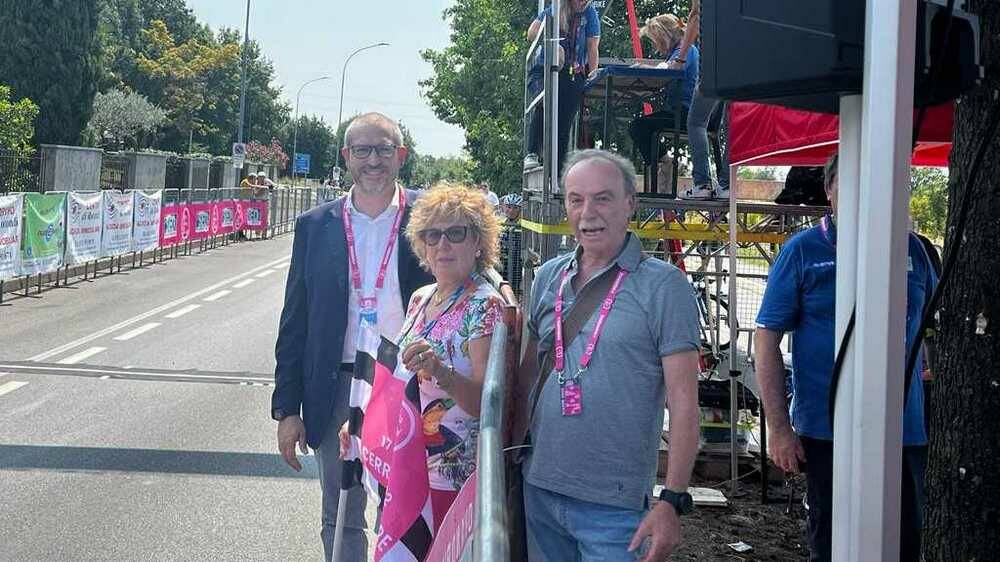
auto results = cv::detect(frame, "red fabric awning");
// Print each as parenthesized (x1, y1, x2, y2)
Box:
(727, 101, 954, 167)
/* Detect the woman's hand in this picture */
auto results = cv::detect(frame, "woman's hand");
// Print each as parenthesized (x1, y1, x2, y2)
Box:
(401, 339, 446, 382)
(338, 421, 351, 460)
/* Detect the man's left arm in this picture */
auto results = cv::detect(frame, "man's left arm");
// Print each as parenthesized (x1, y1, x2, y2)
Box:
(586, 9, 601, 76)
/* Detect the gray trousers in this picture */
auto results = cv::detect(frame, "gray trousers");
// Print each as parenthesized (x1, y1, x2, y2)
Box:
(315, 371, 369, 561)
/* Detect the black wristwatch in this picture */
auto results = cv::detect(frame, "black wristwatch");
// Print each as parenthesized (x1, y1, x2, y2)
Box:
(658, 488, 694, 515)
(272, 408, 298, 421)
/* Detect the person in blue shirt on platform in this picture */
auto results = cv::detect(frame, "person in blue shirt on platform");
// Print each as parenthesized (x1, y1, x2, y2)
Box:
(753, 153, 938, 562)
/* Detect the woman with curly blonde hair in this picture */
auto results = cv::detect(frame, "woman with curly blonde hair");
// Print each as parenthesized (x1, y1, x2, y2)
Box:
(341, 182, 504, 530)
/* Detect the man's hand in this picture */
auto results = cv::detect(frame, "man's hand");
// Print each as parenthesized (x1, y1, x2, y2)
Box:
(769, 423, 806, 473)
(629, 502, 681, 561)
(277, 415, 308, 472)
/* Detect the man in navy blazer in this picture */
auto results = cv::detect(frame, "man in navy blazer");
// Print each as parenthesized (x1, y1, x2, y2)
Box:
(271, 113, 432, 561)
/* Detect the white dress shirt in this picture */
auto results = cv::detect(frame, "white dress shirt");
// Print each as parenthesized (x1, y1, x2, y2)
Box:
(341, 186, 405, 362)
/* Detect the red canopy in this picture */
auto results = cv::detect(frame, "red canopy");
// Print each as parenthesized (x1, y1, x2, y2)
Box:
(727, 101, 954, 167)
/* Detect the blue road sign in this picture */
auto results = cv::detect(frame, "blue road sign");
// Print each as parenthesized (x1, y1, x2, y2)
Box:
(294, 153, 311, 175)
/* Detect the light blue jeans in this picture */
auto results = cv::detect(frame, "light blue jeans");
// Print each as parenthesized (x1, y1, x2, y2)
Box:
(687, 81, 729, 190)
(524, 482, 647, 562)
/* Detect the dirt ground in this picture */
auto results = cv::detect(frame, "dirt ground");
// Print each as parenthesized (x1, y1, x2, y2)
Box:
(672, 466, 811, 561)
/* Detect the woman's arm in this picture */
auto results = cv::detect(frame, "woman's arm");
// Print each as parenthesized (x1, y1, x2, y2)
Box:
(434, 336, 490, 418)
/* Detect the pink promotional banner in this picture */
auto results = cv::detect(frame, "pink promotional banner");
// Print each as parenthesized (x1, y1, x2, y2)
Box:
(219, 200, 236, 234)
(242, 200, 269, 232)
(233, 201, 246, 231)
(209, 202, 221, 236)
(160, 204, 180, 246)
(425, 472, 477, 562)
(188, 203, 212, 240)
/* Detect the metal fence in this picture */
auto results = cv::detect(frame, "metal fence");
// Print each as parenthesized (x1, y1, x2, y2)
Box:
(165, 155, 185, 188)
(0, 150, 45, 194)
(100, 153, 130, 190)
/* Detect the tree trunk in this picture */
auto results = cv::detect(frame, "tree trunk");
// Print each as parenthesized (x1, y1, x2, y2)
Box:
(923, 1, 1000, 559)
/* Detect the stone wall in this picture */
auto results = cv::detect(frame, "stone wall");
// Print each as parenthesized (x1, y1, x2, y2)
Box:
(39, 144, 102, 190)
(122, 151, 167, 190)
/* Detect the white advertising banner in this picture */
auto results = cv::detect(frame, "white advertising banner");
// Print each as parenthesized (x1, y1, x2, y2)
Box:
(132, 190, 162, 252)
(65, 191, 104, 265)
(0, 193, 23, 280)
(101, 190, 134, 257)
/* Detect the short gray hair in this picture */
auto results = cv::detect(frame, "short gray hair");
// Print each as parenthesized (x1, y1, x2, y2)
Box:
(344, 112, 404, 147)
(560, 149, 637, 197)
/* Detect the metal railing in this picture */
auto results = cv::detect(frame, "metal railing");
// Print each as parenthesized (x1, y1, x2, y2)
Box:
(0, 150, 45, 194)
(100, 154, 130, 190)
(473, 317, 511, 562)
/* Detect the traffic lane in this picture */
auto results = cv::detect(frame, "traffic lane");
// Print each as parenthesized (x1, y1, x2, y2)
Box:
(0, 235, 293, 361)
(0, 372, 325, 561)
(75, 259, 290, 375)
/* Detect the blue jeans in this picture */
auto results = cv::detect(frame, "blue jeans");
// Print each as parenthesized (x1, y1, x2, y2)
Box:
(687, 82, 729, 189)
(524, 482, 646, 562)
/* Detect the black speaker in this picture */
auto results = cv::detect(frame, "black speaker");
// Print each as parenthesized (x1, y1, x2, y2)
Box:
(700, 0, 982, 114)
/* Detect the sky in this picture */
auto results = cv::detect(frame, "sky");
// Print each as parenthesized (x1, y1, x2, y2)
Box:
(186, 0, 466, 157)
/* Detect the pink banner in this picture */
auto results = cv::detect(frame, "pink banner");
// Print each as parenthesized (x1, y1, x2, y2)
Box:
(425, 472, 477, 562)
(160, 204, 180, 246)
(219, 200, 236, 234)
(242, 200, 269, 232)
(188, 203, 212, 240)
(210, 202, 221, 236)
(234, 201, 246, 231)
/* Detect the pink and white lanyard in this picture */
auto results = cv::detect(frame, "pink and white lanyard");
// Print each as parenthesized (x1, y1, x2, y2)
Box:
(553, 265, 629, 386)
(342, 189, 405, 304)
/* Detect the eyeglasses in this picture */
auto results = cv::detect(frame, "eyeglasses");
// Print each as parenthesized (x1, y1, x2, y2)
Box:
(418, 226, 471, 246)
(348, 144, 397, 159)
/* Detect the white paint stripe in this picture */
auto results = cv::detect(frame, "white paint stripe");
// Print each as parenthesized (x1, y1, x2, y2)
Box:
(0, 364, 272, 384)
(113, 322, 161, 341)
(0, 381, 28, 397)
(56, 347, 107, 365)
(164, 304, 200, 319)
(29, 256, 290, 362)
(255, 269, 277, 278)
(233, 278, 256, 289)
(203, 289, 231, 302)
(274, 262, 290, 269)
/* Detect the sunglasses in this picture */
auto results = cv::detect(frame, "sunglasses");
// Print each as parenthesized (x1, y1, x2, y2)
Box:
(348, 144, 397, 158)
(418, 226, 471, 246)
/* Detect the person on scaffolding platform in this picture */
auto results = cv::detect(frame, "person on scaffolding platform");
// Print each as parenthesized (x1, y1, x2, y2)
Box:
(627, 14, 702, 198)
(753, 153, 938, 562)
(524, 0, 601, 174)
(668, 0, 730, 200)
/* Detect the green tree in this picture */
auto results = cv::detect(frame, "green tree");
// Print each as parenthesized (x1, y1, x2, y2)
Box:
(908, 166, 948, 242)
(0, 0, 102, 145)
(411, 154, 474, 188)
(85, 88, 167, 150)
(282, 114, 335, 179)
(0, 85, 40, 153)
(738, 166, 779, 181)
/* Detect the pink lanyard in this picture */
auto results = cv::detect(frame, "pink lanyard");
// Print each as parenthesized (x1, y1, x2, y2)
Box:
(553, 265, 628, 382)
(342, 189, 405, 295)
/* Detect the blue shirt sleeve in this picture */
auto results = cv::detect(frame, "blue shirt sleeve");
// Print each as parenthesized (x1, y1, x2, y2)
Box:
(585, 6, 601, 37)
(756, 237, 803, 332)
(537, 7, 551, 22)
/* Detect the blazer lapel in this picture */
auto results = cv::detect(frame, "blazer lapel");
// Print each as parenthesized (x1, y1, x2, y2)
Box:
(327, 197, 349, 290)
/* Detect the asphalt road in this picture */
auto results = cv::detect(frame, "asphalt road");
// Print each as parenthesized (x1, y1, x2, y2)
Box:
(0, 235, 372, 561)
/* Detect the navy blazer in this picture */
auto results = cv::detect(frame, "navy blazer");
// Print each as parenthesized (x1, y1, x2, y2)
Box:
(271, 190, 433, 448)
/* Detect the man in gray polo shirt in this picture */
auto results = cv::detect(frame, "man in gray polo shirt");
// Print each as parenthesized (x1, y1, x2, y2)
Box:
(519, 149, 701, 561)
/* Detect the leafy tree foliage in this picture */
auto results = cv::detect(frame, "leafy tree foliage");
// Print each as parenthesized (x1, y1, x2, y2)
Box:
(0, 0, 102, 145)
(0, 85, 40, 154)
(86, 88, 167, 150)
(909, 166, 948, 242)
(410, 154, 474, 188)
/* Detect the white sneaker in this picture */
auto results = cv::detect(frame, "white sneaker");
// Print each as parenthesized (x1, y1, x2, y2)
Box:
(713, 185, 731, 200)
(678, 182, 715, 200)
(523, 153, 540, 170)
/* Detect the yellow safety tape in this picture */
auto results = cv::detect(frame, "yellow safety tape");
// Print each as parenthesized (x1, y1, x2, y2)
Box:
(519, 218, 788, 244)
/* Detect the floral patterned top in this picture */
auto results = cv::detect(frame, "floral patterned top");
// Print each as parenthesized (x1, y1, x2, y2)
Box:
(398, 273, 504, 491)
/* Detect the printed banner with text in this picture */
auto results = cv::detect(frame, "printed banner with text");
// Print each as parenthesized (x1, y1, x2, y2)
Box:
(160, 203, 179, 246)
(243, 200, 268, 231)
(188, 203, 212, 240)
(66, 191, 103, 265)
(0, 194, 23, 280)
(21, 192, 66, 275)
(133, 190, 162, 252)
(101, 190, 134, 257)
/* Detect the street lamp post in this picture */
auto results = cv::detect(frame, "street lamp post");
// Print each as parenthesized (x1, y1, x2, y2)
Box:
(292, 76, 332, 185)
(331, 42, 390, 181)
(236, 0, 251, 147)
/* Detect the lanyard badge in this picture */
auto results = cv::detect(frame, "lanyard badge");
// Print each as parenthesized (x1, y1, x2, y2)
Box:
(553, 266, 628, 417)
(343, 190, 406, 330)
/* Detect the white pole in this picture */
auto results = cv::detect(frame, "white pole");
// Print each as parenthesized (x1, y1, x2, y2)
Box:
(549, 0, 561, 193)
(292, 76, 332, 187)
(846, 0, 917, 559)
(329, 487, 349, 562)
(727, 163, 739, 497)
(332, 43, 390, 177)
(831, 94, 862, 561)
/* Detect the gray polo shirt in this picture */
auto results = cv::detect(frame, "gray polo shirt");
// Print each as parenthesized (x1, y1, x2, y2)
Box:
(524, 233, 700, 510)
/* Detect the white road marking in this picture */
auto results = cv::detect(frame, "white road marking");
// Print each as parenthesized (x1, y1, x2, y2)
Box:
(56, 347, 107, 365)
(203, 289, 231, 302)
(274, 262, 290, 269)
(100, 375, 111, 380)
(113, 322, 161, 341)
(255, 269, 278, 278)
(28, 256, 290, 362)
(164, 304, 200, 319)
(0, 364, 272, 384)
(232, 278, 256, 289)
(0, 381, 28, 397)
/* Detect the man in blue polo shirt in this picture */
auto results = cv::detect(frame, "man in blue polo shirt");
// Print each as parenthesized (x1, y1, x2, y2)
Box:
(753, 153, 937, 562)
